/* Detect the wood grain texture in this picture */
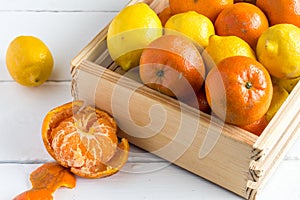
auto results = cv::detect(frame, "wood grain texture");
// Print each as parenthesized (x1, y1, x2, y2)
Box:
(70, 0, 300, 199)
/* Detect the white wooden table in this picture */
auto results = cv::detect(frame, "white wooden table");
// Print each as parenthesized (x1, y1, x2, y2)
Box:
(1, 1, 300, 199)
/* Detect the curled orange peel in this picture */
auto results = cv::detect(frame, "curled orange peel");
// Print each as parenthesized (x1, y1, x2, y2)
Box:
(13, 162, 76, 200)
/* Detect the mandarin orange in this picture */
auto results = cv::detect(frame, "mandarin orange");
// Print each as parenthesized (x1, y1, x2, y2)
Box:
(169, 0, 233, 22)
(42, 101, 129, 178)
(139, 34, 205, 99)
(215, 2, 269, 49)
(256, 0, 300, 27)
(239, 116, 269, 136)
(158, 7, 172, 26)
(234, 0, 256, 3)
(205, 56, 273, 126)
(184, 85, 211, 114)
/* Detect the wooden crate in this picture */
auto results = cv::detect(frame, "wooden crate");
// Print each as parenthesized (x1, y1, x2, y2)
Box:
(70, 0, 300, 199)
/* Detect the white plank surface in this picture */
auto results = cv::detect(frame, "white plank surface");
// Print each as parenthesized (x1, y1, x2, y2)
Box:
(0, 0, 129, 11)
(1, 163, 242, 200)
(1, 0, 300, 200)
(0, 82, 71, 162)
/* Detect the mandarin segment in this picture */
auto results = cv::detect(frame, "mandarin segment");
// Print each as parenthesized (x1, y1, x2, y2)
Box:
(78, 138, 130, 178)
(42, 101, 84, 160)
(42, 101, 129, 178)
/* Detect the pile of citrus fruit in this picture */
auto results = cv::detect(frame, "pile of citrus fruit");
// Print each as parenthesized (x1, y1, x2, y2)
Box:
(107, 0, 300, 136)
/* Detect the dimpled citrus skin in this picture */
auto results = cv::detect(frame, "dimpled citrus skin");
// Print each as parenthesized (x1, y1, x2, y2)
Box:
(205, 56, 273, 126)
(256, 0, 300, 27)
(6, 36, 53, 86)
(256, 24, 300, 79)
(169, 0, 233, 22)
(107, 3, 162, 71)
(272, 76, 300, 93)
(165, 11, 215, 48)
(214, 2, 269, 50)
(265, 84, 289, 122)
(139, 34, 205, 98)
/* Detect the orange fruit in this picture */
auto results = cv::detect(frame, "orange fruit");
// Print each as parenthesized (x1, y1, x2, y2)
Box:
(184, 85, 211, 114)
(239, 116, 269, 136)
(158, 7, 172, 26)
(256, 0, 300, 27)
(214, 3, 269, 49)
(169, 0, 233, 22)
(234, 0, 256, 3)
(205, 56, 273, 126)
(42, 101, 129, 178)
(139, 34, 205, 99)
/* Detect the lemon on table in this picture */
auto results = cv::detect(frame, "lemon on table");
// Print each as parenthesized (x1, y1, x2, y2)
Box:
(107, 3, 162, 71)
(164, 11, 215, 48)
(265, 84, 289, 122)
(6, 36, 54, 87)
(257, 24, 300, 79)
(202, 35, 256, 72)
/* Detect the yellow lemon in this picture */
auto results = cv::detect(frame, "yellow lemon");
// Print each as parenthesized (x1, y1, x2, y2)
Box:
(164, 11, 215, 48)
(202, 35, 256, 72)
(257, 24, 300, 79)
(6, 36, 53, 87)
(265, 84, 289, 122)
(107, 3, 162, 71)
(272, 76, 300, 93)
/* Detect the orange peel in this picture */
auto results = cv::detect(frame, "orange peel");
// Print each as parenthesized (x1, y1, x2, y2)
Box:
(13, 162, 76, 200)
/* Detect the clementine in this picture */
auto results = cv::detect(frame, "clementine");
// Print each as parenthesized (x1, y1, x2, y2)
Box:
(214, 2, 269, 49)
(169, 0, 233, 22)
(239, 116, 269, 136)
(256, 0, 300, 27)
(42, 101, 129, 178)
(158, 7, 172, 26)
(184, 85, 211, 114)
(234, 0, 256, 3)
(205, 56, 273, 126)
(139, 34, 205, 99)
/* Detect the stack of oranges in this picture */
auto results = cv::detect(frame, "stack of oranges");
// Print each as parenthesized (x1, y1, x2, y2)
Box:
(113, 0, 300, 137)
